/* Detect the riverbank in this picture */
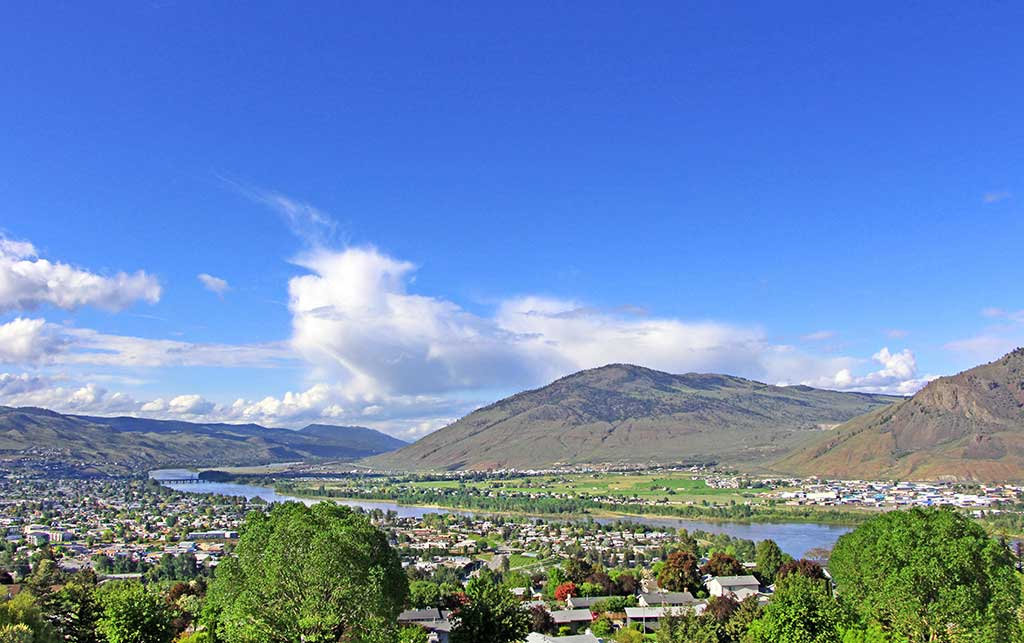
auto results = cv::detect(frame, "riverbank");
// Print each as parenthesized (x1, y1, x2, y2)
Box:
(273, 480, 875, 528)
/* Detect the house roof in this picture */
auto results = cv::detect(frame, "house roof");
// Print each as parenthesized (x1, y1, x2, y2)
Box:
(709, 575, 760, 587)
(398, 608, 444, 622)
(639, 590, 697, 605)
(526, 634, 602, 643)
(550, 609, 594, 624)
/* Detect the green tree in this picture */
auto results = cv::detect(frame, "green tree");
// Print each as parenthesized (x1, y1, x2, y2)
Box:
(614, 626, 645, 643)
(204, 502, 407, 643)
(701, 552, 743, 578)
(746, 574, 846, 643)
(398, 626, 429, 643)
(0, 624, 34, 643)
(96, 582, 175, 643)
(829, 508, 1021, 643)
(658, 551, 702, 594)
(450, 570, 529, 643)
(840, 625, 909, 643)
(725, 595, 761, 642)
(408, 581, 441, 609)
(52, 571, 102, 643)
(755, 539, 785, 585)
(0, 593, 59, 643)
(592, 614, 614, 636)
(656, 609, 718, 643)
(777, 558, 826, 581)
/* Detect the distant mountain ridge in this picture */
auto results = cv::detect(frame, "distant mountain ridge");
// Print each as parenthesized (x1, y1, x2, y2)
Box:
(776, 348, 1024, 481)
(0, 407, 406, 474)
(367, 363, 901, 471)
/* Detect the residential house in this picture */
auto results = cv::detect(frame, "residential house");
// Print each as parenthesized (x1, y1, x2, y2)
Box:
(706, 575, 761, 599)
(637, 590, 698, 607)
(550, 609, 594, 634)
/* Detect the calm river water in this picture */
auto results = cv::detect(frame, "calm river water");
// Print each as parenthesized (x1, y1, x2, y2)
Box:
(150, 469, 849, 557)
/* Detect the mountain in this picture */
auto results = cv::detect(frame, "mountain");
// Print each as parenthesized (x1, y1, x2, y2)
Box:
(776, 348, 1024, 481)
(298, 424, 408, 453)
(366, 364, 901, 471)
(0, 407, 406, 474)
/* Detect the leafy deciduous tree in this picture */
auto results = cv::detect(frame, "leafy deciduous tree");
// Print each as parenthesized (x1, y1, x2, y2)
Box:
(701, 552, 744, 578)
(755, 539, 786, 585)
(204, 502, 407, 643)
(449, 571, 529, 643)
(658, 551, 702, 594)
(829, 507, 1021, 643)
(96, 582, 175, 643)
(746, 574, 846, 643)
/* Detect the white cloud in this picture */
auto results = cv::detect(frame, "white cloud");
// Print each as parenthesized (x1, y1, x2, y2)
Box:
(0, 318, 64, 363)
(0, 372, 51, 397)
(168, 394, 216, 415)
(222, 179, 338, 247)
(945, 334, 1023, 363)
(0, 375, 139, 415)
(197, 273, 230, 297)
(0, 322, 293, 369)
(944, 307, 1024, 363)
(0, 236, 160, 312)
(800, 330, 836, 342)
(981, 307, 1024, 322)
(284, 245, 929, 400)
(799, 347, 935, 395)
(286, 247, 781, 398)
(983, 191, 1012, 204)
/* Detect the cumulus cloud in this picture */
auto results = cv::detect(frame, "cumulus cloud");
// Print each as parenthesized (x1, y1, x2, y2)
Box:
(0, 318, 65, 363)
(798, 347, 935, 395)
(286, 247, 780, 398)
(0, 372, 51, 397)
(0, 374, 139, 415)
(0, 236, 160, 312)
(197, 273, 230, 296)
(283, 245, 928, 400)
(168, 394, 216, 415)
(0, 369, 461, 437)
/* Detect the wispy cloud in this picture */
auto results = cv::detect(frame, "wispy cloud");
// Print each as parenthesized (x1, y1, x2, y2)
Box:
(983, 190, 1012, 204)
(944, 307, 1024, 362)
(801, 330, 836, 342)
(198, 273, 230, 297)
(981, 307, 1024, 322)
(220, 176, 340, 247)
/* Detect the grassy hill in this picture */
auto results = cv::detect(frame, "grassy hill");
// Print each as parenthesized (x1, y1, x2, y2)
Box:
(367, 363, 900, 471)
(776, 348, 1024, 481)
(0, 407, 406, 474)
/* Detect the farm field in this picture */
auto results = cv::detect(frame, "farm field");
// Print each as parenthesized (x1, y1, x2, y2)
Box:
(402, 471, 785, 505)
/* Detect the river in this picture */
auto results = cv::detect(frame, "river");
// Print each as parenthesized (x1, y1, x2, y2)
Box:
(150, 469, 850, 557)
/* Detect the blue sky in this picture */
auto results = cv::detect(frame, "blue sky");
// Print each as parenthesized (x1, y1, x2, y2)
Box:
(1, 3, 1022, 438)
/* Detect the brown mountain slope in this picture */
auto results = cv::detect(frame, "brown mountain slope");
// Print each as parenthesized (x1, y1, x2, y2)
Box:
(367, 364, 900, 471)
(776, 348, 1024, 481)
(0, 407, 406, 474)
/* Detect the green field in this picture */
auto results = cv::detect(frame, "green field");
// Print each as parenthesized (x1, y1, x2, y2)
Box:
(405, 472, 780, 505)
